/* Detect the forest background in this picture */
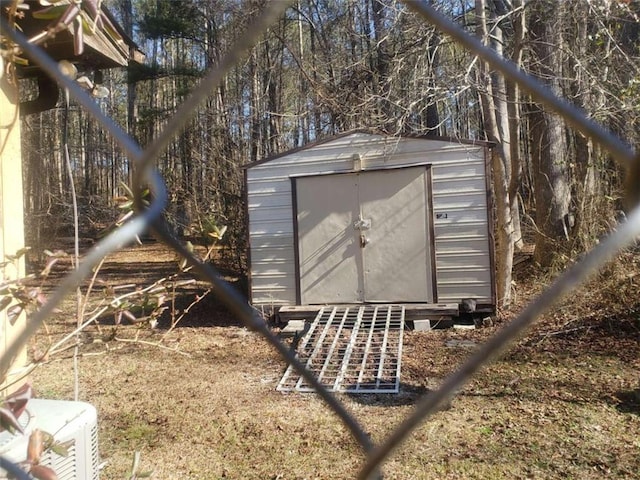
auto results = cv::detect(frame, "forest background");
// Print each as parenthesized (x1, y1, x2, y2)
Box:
(19, 0, 640, 305)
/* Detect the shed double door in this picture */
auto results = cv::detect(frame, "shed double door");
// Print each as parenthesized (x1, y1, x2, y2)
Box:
(295, 166, 433, 304)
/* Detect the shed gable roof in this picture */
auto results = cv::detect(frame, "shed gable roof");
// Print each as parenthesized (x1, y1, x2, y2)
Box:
(243, 130, 492, 170)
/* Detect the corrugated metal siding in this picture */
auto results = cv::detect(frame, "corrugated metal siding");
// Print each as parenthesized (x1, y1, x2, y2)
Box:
(431, 155, 493, 303)
(246, 132, 494, 306)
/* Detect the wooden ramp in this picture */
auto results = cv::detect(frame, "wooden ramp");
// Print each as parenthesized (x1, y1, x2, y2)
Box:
(277, 305, 405, 394)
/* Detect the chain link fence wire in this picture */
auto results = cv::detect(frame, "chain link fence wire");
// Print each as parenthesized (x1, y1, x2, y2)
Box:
(2, 1, 639, 479)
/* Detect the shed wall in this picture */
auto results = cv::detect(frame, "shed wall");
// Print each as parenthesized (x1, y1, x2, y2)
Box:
(246, 133, 494, 307)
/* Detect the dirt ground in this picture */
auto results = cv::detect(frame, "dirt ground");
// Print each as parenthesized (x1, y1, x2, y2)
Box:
(25, 241, 640, 479)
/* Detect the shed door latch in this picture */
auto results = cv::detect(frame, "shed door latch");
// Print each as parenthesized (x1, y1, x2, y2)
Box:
(354, 216, 371, 248)
(360, 233, 370, 248)
(353, 217, 371, 231)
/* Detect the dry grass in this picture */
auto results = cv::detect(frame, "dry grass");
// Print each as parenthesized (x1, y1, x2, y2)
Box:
(25, 242, 640, 479)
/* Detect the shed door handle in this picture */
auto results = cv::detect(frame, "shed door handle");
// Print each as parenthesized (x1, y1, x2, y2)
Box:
(360, 234, 369, 248)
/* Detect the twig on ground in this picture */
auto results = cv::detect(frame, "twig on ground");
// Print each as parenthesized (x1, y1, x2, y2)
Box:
(534, 326, 593, 345)
(114, 337, 190, 356)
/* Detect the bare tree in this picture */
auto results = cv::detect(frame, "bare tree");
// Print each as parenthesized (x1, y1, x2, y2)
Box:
(475, 0, 524, 305)
(527, 0, 572, 267)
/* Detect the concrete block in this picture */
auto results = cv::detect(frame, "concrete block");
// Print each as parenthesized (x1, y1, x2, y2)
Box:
(413, 319, 432, 331)
(280, 319, 307, 337)
(453, 323, 476, 330)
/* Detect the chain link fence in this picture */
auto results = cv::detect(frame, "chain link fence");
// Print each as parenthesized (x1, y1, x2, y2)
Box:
(2, 2, 639, 479)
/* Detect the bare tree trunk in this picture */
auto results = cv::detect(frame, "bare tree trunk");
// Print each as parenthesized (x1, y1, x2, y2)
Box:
(250, 51, 261, 162)
(121, 0, 137, 188)
(425, 31, 441, 133)
(370, 0, 390, 130)
(528, 0, 571, 267)
(568, 0, 607, 250)
(506, 0, 525, 251)
(475, 0, 523, 306)
(296, 0, 308, 146)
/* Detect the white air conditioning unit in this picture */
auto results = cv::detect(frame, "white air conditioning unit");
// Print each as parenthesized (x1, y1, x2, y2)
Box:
(0, 399, 99, 480)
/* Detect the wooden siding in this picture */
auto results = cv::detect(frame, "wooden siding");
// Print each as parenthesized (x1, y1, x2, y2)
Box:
(246, 132, 494, 307)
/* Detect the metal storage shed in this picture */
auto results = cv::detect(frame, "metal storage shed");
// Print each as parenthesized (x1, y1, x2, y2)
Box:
(244, 131, 495, 316)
